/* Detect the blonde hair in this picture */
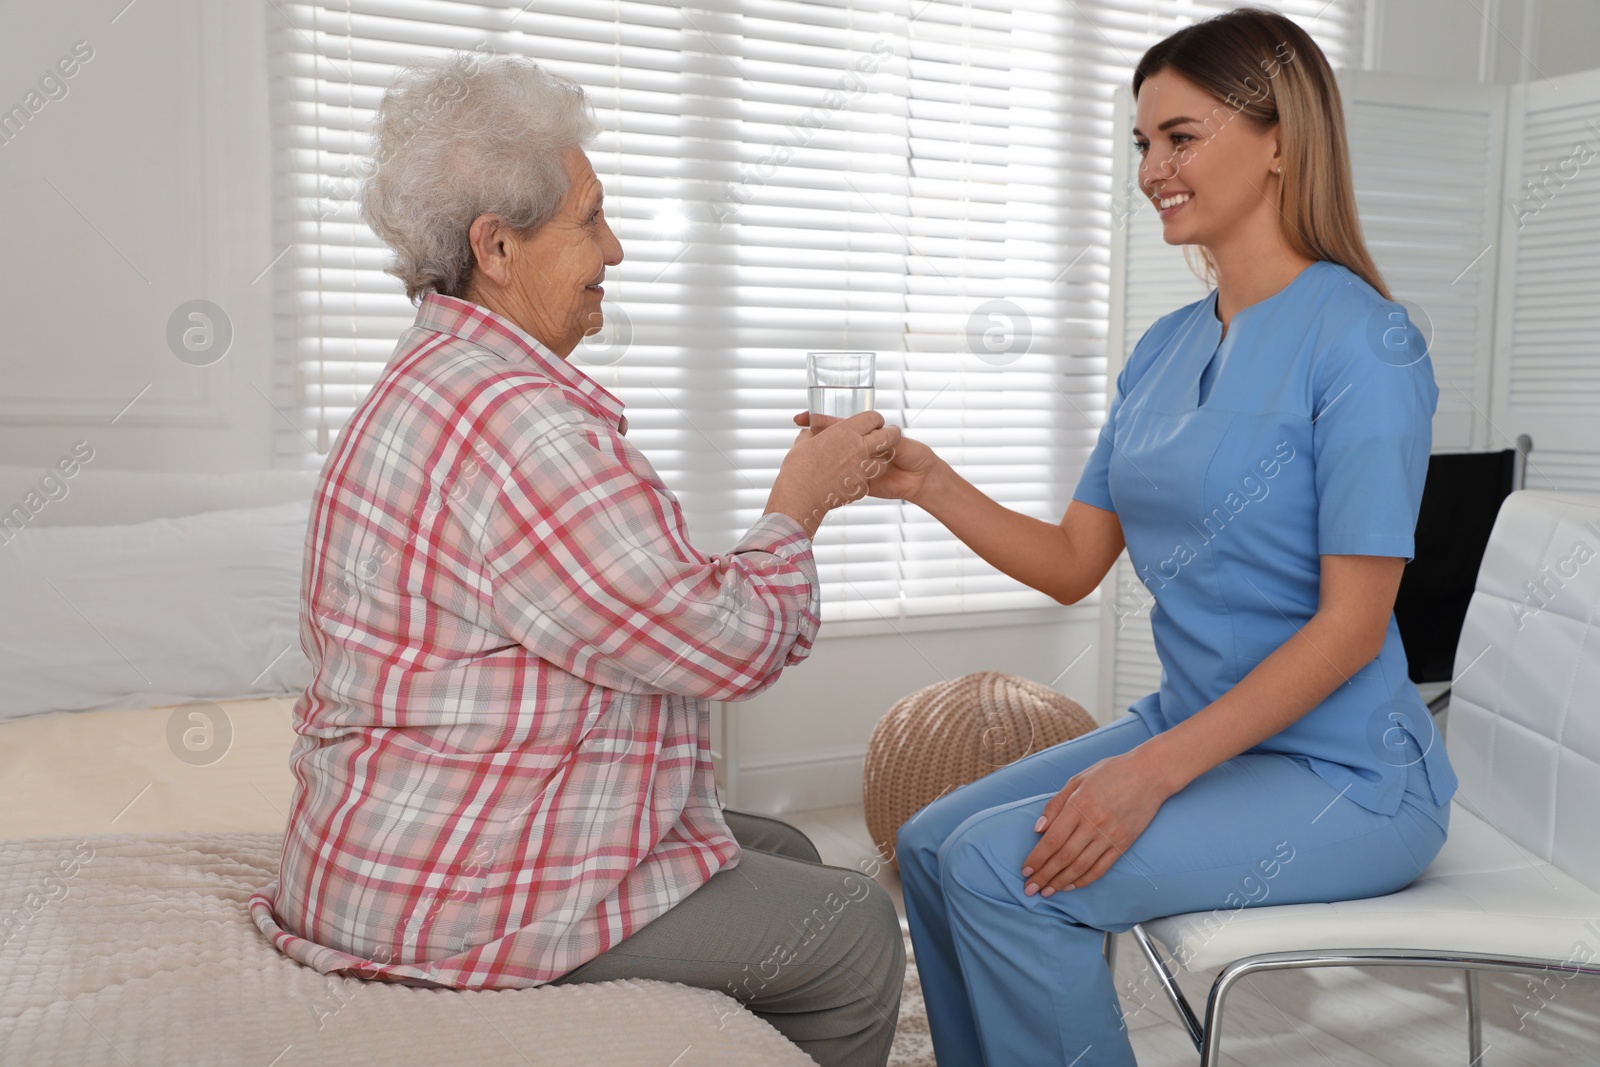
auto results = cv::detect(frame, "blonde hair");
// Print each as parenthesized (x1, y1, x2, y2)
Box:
(1133, 7, 1391, 300)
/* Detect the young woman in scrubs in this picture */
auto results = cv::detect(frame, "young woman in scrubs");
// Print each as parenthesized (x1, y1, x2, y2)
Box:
(873, 9, 1459, 1065)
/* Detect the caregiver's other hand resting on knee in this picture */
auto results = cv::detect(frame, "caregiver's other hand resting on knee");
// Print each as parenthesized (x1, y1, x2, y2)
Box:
(1020, 746, 1170, 897)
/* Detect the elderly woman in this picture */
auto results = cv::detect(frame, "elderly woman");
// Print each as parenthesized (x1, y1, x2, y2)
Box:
(248, 55, 905, 1066)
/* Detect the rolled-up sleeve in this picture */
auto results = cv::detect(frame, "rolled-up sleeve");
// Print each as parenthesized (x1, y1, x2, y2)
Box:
(461, 390, 820, 701)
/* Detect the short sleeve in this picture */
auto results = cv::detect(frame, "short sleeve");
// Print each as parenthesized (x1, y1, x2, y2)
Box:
(1311, 306, 1439, 560)
(1071, 364, 1124, 513)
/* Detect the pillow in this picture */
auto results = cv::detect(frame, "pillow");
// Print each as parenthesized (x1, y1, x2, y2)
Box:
(0, 463, 318, 529)
(0, 500, 313, 720)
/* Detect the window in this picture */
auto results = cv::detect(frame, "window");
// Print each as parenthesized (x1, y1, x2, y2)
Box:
(268, 0, 1361, 627)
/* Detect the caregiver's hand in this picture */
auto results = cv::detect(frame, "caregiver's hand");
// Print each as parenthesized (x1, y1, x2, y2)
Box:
(766, 411, 901, 538)
(793, 412, 940, 504)
(1021, 746, 1176, 897)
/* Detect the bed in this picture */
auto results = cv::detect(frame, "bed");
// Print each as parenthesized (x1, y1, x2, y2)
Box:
(0, 464, 817, 1066)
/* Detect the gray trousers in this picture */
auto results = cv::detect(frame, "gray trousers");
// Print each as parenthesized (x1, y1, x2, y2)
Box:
(550, 809, 906, 1067)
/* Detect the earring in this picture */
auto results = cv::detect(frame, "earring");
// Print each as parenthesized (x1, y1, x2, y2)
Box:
(1274, 167, 1282, 174)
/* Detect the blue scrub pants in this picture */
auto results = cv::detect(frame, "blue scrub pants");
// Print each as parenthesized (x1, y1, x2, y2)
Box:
(897, 714, 1450, 1066)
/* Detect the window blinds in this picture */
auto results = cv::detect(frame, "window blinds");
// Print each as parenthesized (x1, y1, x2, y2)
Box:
(268, 0, 1361, 626)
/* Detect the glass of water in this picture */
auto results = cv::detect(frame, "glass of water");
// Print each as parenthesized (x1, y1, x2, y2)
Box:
(807, 351, 876, 420)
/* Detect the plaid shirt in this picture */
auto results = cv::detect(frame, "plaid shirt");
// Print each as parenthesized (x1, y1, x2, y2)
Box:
(249, 293, 820, 988)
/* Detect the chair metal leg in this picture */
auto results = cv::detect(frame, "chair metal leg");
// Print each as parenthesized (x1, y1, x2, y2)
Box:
(1466, 969, 1484, 1064)
(1110, 942, 1600, 1067)
(1191, 949, 1600, 1067)
(1129, 923, 1204, 1050)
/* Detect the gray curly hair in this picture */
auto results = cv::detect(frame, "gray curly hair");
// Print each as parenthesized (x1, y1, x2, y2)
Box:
(359, 52, 600, 302)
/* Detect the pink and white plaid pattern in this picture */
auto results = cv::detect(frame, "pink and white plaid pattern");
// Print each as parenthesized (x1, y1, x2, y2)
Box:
(249, 293, 820, 988)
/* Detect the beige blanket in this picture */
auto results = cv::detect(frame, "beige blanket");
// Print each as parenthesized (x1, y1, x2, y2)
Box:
(0, 698, 298, 837)
(0, 701, 817, 1065)
(0, 831, 817, 1065)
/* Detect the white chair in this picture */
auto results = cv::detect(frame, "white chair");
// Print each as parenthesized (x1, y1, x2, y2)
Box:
(1124, 489, 1600, 1065)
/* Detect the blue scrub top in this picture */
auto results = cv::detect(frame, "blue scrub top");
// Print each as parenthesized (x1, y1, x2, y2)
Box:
(1074, 259, 1458, 816)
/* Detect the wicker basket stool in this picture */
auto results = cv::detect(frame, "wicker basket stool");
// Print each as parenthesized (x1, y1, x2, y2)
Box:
(862, 671, 1098, 872)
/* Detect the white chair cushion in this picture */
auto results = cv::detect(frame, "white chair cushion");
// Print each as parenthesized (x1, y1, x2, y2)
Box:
(1144, 801, 1600, 973)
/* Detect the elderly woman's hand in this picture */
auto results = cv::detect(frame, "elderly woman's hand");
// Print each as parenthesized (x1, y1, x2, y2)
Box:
(792, 413, 940, 506)
(796, 412, 940, 508)
(764, 412, 901, 537)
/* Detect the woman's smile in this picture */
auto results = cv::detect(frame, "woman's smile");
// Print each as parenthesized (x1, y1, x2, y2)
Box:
(1157, 191, 1193, 220)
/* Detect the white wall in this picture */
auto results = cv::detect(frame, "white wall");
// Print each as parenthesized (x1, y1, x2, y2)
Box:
(716, 609, 1102, 813)
(0, 0, 275, 473)
(2, 0, 1596, 814)
(1375, 0, 1600, 83)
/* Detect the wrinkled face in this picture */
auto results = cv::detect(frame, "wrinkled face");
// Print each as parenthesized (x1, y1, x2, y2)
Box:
(507, 146, 624, 356)
(1132, 70, 1282, 249)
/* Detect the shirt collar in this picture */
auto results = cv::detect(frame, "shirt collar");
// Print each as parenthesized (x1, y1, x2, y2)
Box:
(413, 292, 629, 435)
